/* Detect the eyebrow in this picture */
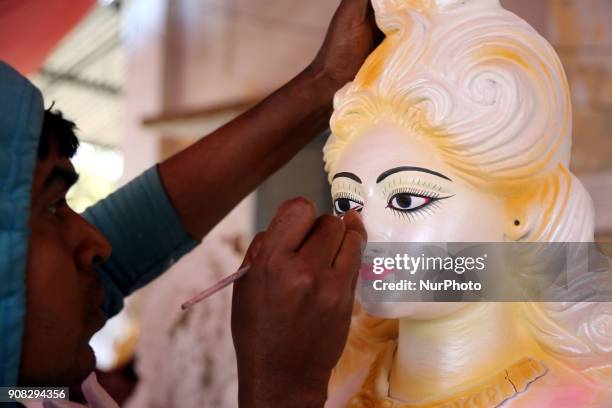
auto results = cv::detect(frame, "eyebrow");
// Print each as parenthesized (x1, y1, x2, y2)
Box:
(43, 166, 80, 192)
(376, 166, 452, 183)
(332, 172, 362, 184)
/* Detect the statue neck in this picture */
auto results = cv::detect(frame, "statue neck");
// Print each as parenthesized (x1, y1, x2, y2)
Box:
(389, 303, 541, 404)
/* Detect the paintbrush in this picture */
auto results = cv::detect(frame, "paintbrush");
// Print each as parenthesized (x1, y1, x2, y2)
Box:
(181, 265, 250, 310)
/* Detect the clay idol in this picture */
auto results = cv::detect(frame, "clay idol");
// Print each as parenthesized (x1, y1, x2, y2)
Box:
(323, 0, 612, 406)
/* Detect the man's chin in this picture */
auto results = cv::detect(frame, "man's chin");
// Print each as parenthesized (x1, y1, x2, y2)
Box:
(72, 343, 97, 385)
(18, 345, 96, 388)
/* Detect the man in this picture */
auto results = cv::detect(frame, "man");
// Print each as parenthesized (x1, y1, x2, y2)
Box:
(0, 0, 381, 406)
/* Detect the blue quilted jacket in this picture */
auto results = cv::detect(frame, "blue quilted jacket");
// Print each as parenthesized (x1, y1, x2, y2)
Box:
(0, 61, 198, 387)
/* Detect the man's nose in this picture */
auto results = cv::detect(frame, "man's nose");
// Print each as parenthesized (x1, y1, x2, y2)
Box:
(75, 216, 112, 271)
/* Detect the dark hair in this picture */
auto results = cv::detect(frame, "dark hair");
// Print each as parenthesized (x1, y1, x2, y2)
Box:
(37, 108, 80, 160)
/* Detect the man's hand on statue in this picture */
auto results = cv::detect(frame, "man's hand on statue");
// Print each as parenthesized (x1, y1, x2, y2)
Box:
(231, 198, 367, 408)
(310, 0, 384, 90)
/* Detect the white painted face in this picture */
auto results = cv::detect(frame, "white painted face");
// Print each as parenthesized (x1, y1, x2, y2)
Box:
(330, 121, 506, 319)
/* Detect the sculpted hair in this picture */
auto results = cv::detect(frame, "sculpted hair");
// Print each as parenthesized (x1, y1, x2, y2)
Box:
(324, 0, 612, 392)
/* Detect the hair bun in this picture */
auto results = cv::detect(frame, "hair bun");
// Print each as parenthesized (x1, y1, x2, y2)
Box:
(372, 0, 431, 16)
(372, 0, 500, 15)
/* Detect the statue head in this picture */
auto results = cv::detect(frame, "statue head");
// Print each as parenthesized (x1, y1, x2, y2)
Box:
(324, 0, 594, 316)
(323, 0, 612, 390)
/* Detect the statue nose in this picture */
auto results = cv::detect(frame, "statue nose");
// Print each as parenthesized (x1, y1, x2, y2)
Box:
(359, 215, 389, 244)
(356, 204, 393, 243)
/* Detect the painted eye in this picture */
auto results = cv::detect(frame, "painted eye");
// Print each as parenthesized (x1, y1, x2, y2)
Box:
(388, 193, 431, 212)
(334, 198, 363, 215)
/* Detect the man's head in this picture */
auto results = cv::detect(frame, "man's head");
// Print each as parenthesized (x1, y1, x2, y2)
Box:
(18, 110, 111, 386)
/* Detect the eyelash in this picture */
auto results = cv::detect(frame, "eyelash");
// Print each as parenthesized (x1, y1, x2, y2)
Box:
(386, 186, 451, 220)
(388, 186, 445, 200)
(332, 191, 364, 215)
(334, 191, 363, 203)
(331, 181, 452, 219)
(387, 200, 442, 221)
(381, 178, 446, 197)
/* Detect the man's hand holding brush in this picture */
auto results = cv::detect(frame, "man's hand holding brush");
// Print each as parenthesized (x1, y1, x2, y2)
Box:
(231, 198, 367, 408)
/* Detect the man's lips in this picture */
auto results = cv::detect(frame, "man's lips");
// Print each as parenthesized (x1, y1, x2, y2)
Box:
(87, 282, 107, 331)
(91, 307, 107, 330)
(92, 286, 105, 313)
(359, 264, 396, 281)
(84, 303, 107, 338)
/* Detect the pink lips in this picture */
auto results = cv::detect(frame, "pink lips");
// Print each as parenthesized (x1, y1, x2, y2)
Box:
(359, 264, 396, 281)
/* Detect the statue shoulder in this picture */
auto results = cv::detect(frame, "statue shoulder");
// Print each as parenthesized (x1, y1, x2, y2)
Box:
(506, 358, 609, 408)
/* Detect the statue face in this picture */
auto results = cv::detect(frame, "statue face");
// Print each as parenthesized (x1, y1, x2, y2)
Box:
(330, 121, 506, 319)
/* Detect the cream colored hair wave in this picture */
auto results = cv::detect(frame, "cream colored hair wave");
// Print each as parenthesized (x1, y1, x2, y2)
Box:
(324, 0, 612, 392)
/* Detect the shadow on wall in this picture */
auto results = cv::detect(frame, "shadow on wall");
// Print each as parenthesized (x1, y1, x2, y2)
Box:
(256, 130, 332, 230)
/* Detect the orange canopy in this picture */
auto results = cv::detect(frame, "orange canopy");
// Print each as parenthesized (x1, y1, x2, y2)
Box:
(0, 0, 95, 75)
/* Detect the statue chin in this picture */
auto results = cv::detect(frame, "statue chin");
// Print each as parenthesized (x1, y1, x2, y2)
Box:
(359, 301, 469, 320)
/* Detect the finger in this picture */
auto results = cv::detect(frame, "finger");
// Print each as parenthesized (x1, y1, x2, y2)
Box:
(342, 210, 368, 243)
(368, 4, 385, 43)
(43, 401, 85, 408)
(81, 372, 120, 408)
(333, 227, 365, 273)
(242, 232, 266, 267)
(235, 232, 266, 291)
(260, 198, 317, 255)
(340, 210, 367, 292)
(338, 0, 371, 21)
(332, 230, 364, 291)
(299, 215, 346, 267)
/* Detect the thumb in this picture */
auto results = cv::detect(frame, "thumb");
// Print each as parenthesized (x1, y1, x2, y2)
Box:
(43, 401, 86, 408)
(80, 372, 119, 408)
